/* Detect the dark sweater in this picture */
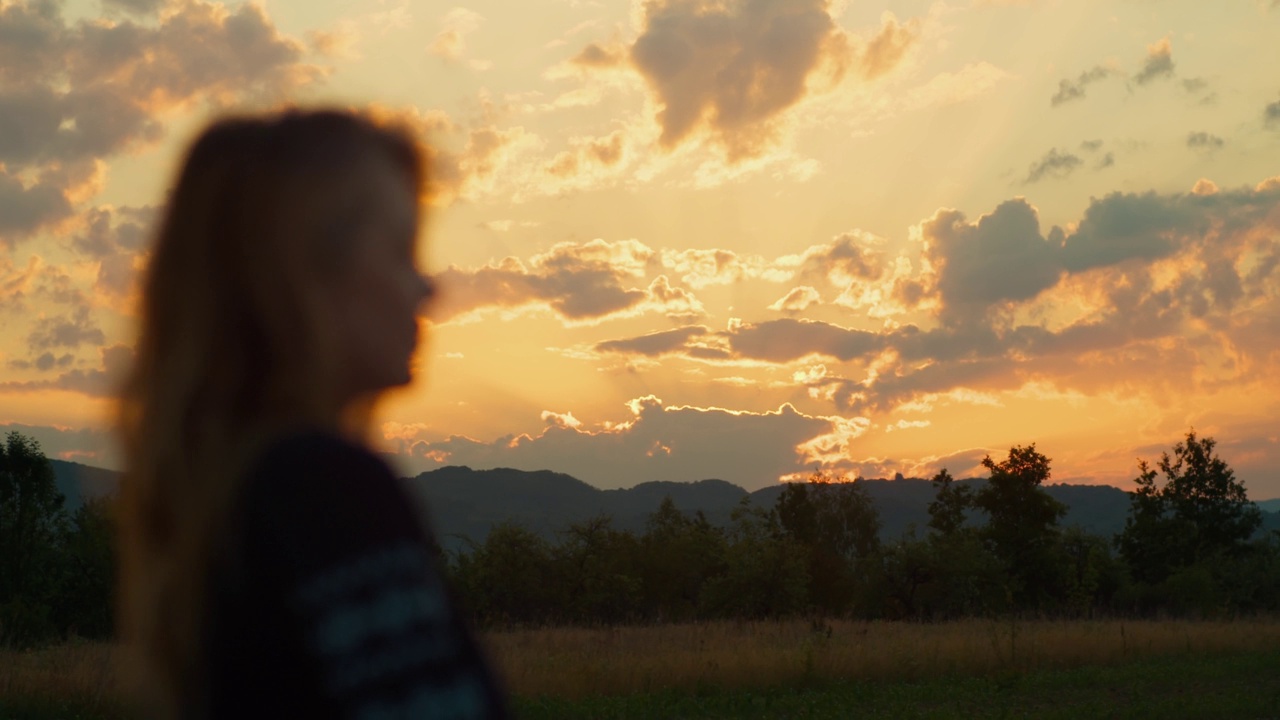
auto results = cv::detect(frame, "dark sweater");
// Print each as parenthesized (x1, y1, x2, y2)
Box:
(203, 431, 508, 719)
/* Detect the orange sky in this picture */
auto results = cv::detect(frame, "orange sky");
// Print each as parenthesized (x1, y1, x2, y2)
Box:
(2, 0, 1279, 497)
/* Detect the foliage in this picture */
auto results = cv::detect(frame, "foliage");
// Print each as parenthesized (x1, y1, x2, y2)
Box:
(972, 444, 1068, 610)
(4, 427, 1280, 648)
(774, 470, 880, 615)
(1, 432, 71, 647)
(1117, 430, 1263, 592)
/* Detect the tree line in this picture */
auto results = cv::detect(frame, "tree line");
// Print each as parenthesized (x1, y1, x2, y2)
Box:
(1, 429, 1277, 647)
(0, 432, 115, 647)
(445, 431, 1280, 627)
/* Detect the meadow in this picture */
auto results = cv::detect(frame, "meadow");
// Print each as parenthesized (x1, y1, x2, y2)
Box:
(4, 619, 1280, 719)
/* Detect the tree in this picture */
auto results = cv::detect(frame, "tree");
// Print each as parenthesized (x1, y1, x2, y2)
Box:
(775, 470, 880, 615)
(52, 497, 117, 639)
(0, 432, 69, 646)
(451, 521, 558, 626)
(927, 469, 972, 539)
(554, 515, 641, 624)
(1117, 430, 1263, 589)
(700, 498, 809, 619)
(973, 444, 1067, 609)
(638, 497, 727, 622)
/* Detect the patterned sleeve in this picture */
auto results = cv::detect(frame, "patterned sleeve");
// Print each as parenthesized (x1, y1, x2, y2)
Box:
(244, 433, 508, 719)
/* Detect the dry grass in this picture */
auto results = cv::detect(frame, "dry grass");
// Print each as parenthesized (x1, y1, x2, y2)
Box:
(484, 618, 1280, 699)
(5, 619, 1280, 709)
(0, 639, 121, 705)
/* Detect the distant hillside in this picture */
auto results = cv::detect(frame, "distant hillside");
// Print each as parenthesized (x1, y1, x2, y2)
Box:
(42, 459, 1280, 549)
(403, 466, 746, 547)
(50, 459, 120, 511)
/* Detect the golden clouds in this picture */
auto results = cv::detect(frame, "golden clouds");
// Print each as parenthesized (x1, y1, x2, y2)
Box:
(629, 0, 851, 159)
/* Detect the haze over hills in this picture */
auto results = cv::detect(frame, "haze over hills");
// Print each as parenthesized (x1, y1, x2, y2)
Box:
(50, 460, 1280, 551)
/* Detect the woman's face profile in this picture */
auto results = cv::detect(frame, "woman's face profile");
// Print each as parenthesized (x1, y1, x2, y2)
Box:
(327, 155, 434, 398)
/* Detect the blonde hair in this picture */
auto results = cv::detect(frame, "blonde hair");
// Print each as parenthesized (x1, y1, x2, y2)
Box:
(116, 109, 424, 716)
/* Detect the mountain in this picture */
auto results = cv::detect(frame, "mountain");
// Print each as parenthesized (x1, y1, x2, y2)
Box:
(50, 459, 121, 511)
(40, 459, 1280, 550)
(403, 466, 746, 547)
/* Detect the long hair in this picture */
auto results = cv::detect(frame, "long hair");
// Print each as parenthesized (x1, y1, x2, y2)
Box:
(116, 109, 424, 716)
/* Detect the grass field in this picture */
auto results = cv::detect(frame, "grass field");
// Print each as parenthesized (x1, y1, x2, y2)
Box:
(4, 619, 1280, 719)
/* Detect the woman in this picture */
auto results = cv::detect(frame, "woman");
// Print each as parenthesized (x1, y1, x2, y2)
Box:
(117, 110, 509, 719)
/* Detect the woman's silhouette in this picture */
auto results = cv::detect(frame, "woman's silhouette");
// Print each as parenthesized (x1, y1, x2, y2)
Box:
(117, 110, 508, 719)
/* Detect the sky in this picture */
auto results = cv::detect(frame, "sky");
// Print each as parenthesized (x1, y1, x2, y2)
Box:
(2, 0, 1279, 497)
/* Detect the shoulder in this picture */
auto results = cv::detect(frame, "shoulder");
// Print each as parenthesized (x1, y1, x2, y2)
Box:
(238, 429, 423, 552)
(249, 429, 391, 482)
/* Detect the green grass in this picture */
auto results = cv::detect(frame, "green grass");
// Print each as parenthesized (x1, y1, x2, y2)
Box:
(514, 649, 1280, 720)
(4, 644, 1279, 719)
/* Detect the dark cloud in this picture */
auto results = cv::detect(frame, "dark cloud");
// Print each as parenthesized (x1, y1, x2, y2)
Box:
(629, 0, 850, 160)
(1079, 139, 1103, 153)
(1186, 131, 1224, 152)
(0, 344, 132, 398)
(1050, 65, 1112, 106)
(923, 199, 1062, 316)
(0, 168, 74, 246)
(1133, 38, 1174, 85)
(399, 395, 835, 491)
(589, 181, 1280, 417)
(1059, 191, 1185, 272)
(1095, 151, 1115, 170)
(27, 306, 105, 351)
(428, 239, 702, 324)
(0, 0, 322, 246)
(101, 0, 165, 14)
(594, 325, 710, 356)
(1024, 148, 1083, 183)
(1265, 96, 1280, 129)
(727, 318, 885, 363)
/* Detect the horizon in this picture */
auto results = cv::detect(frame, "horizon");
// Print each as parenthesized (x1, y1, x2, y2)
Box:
(3, 0, 1280, 498)
(42, 451, 1280, 503)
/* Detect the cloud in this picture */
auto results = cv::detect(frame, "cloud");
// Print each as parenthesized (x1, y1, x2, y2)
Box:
(858, 12, 919, 80)
(429, 7, 487, 68)
(589, 180, 1280, 417)
(371, 103, 541, 205)
(0, 169, 75, 246)
(27, 306, 105, 352)
(1050, 65, 1113, 106)
(428, 238, 708, 325)
(1265, 96, 1280, 129)
(398, 395, 837, 491)
(769, 286, 822, 313)
(0, 0, 324, 246)
(920, 199, 1062, 321)
(1024, 148, 1083, 183)
(728, 318, 885, 363)
(595, 325, 711, 356)
(543, 130, 628, 184)
(0, 344, 133, 398)
(1133, 37, 1174, 85)
(570, 41, 624, 68)
(628, 0, 851, 160)
(1186, 131, 1225, 152)
(101, 0, 164, 14)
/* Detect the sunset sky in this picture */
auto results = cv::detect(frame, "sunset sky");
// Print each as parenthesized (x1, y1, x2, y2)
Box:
(2, 0, 1279, 497)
